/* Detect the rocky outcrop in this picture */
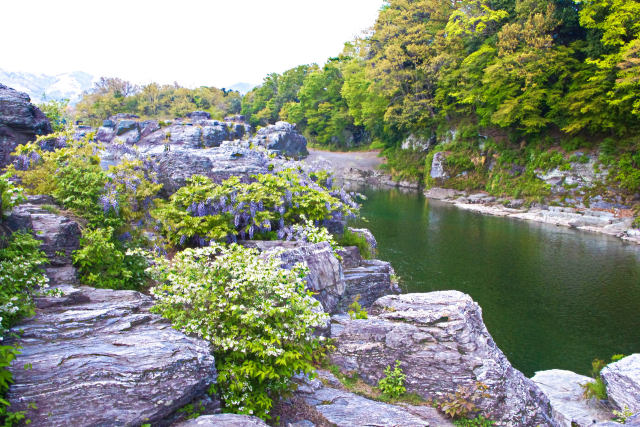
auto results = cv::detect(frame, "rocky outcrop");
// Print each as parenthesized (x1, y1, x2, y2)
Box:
(532, 370, 614, 426)
(289, 370, 453, 426)
(175, 414, 268, 427)
(7, 195, 80, 285)
(340, 167, 421, 189)
(0, 83, 52, 169)
(401, 134, 433, 152)
(347, 227, 377, 255)
(330, 291, 554, 426)
(250, 121, 308, 158)
(7, 285, 218, 427)
(338, 259, 398, 312)
(602, 354, 640, 413)
(151, 143, 271, 196)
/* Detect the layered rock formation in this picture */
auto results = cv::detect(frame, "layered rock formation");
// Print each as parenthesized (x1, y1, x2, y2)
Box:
(0, 83, 52, 168)
(250, 121, 308, 158)
(6, 285, 218, 427)
(329, 291, 554, 426)
(602, 354, 640, 414)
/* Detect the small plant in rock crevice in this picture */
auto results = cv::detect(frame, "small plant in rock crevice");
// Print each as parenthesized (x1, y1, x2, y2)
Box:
(581, 354, 625, 400)
(377, 361, 406, 399)
(439, 382, 491, 420)
(347, 295, 368, 320)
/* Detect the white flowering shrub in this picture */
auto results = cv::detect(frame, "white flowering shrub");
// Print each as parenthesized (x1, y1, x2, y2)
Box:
(148, 243, 329, 420)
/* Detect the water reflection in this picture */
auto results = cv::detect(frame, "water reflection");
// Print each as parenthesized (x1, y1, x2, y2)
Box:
(350, 185, 640, 376)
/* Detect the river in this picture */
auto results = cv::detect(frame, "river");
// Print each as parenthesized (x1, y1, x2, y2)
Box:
(349, 185, 640, 377)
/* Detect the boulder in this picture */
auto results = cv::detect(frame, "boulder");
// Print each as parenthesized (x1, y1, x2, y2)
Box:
(239, 240, 345, 313)
(152, 144, 270, 196)
(224, 114, 245, 123)
(0, 83, 52, 168)
(115, 119, 138, 136)
(96, 126, 116, 143)
(201, 122, 230, 147)
(291, 370, 453, 426)
(175, 414, 268, 427)
(401, 134, 433, 152)
(532, 369, 614, 426)
(251, 121, 308, 158)
(329, 291, 554, 426)
(6, 285, 217, 426)
(139, 120, 160, 138)
(602, 354, 640, 413)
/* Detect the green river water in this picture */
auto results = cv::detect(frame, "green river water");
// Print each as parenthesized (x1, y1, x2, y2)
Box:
(350, 186, 640, 377)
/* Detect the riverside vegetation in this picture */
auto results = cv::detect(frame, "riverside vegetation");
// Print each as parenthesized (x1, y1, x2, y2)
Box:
(68, 0, 640, 224)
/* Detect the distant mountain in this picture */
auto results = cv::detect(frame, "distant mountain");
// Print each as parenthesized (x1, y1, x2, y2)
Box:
(0, 69, 96, 104)
(226, 82, 256, 95)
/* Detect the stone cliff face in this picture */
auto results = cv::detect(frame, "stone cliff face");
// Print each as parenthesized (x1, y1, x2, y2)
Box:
(0, 83, 52, 169)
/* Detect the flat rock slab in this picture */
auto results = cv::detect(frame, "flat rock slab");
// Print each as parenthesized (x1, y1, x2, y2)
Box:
(295, 372, 452, 426)
(175, 414, 268, 426)
(532, 369, 614, 426)
(7, 285, 217, 427)
(602, 354, 640, 413)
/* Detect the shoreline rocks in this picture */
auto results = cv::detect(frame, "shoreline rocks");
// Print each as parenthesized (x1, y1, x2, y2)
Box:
(329, 291, 555, 426)
(424, 187, 640, 245)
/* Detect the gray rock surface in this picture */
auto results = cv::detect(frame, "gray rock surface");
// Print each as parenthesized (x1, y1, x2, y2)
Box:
(0, 83, 52, 168)
(7, 285, 217, 427)
(240, 240, 344, 313)
(532, 369, 614, 426)
(251, 121, 308, 158)
(7, 196, 80, 284)
(175, 414, 268, 427)
(330, 291, 554, 426)
(292, 370, 452, 426)
(430, 151, 449, 181)
(338, 259, 398, 312)
(152, 144, 270, 196)
(602, 354, 640, 413)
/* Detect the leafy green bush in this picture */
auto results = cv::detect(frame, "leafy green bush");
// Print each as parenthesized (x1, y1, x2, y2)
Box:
(38, 98, 70, 132)
(347, 295, 368, 320)
(148, 244, 329, 419)
(73, 227, 148, 291)
(453, 416, 496, 426)
(377, 361, 406, 399)
(337, 228, 372, 259)
(0, 231, 49, 425)
(439, 382, 490, 420)
(0, 173, 25, 220)
(152, 170, 354, 248)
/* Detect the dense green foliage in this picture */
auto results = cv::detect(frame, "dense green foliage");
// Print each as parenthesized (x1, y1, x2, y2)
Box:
(337, 228, 373, 259)
(240, 0, 639, 211)
(0, 231, 49, 425)
(148, 244, 328, 419)
(11, 133, 162, 290)
(0, 174, 24, 219)
(152, 170, 354, 247)
(38, 98, 70, 132)
(75, 77, 242, 126)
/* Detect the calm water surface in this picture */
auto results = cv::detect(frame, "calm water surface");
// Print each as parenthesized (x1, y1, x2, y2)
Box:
(351, 186, 640, 377)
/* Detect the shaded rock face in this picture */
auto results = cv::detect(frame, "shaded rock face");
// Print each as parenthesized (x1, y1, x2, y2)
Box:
(0, 83, 52, 168)
(330, 292, 554, 426)
(152, 143, 271, 196)
(602, 354, 640, 413)
(338, 259, 398, 312)
(186, 111, 211, 121)
(6, 196, 80, 285)
(532, 369, 613, 427)
(7, 285, 218, 427)
(401, 133, 434, 152)
(251, 121, 308, 158)
(240, 240, 345, 313)
(291, 370, 453, 426)
(175, 414, 268, 427)
(347, 227, 377, 255)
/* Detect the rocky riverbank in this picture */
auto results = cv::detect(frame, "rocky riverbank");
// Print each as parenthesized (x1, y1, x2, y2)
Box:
(424, 187, 640, 245)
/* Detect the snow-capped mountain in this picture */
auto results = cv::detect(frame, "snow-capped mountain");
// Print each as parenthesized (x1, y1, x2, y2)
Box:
(226, 82, 256, 95)
(0, 69, 96, 104)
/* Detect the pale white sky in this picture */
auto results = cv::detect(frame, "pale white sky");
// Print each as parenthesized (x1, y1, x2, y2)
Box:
(2, 0, 383, 88)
